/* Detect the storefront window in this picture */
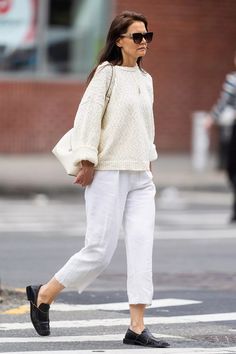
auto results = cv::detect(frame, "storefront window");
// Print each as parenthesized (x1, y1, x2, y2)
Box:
(0, 0, 113, 79)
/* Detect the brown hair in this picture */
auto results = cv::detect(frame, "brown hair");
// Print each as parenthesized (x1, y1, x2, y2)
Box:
(87, 11, 149, 82)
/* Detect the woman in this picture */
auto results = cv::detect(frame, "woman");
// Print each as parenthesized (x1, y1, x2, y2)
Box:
(206, 51, 236, 223)
(26, 11, 170, 348)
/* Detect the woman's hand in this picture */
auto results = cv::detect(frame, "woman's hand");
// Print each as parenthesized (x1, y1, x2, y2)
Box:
(74, 160, 95, 187)
(204, 114, 214, 131)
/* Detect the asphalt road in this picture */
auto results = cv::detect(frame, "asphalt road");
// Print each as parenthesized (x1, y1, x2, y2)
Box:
(0, 189, 236, 353)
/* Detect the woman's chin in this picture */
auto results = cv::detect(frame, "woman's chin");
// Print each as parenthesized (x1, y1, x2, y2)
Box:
(137, 50, 147, 57)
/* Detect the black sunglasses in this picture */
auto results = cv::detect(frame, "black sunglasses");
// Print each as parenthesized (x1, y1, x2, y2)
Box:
(121, 32, 153, 44)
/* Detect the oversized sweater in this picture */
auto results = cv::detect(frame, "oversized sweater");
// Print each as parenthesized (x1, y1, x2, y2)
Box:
(71, 61, 158, 170)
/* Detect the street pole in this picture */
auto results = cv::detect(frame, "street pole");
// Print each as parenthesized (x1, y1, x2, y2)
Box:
(36, 0, 49, 75)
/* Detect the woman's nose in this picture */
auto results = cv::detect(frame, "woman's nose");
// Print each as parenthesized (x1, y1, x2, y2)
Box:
(141, 37, 147, 44)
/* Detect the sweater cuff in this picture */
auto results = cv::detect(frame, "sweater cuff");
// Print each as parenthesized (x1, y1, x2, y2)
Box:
(73, 146, 98, 166)
(209, 107, 219, 122)
(150, 143, 158, 161)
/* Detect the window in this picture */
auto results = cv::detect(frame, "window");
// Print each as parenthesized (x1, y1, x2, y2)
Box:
(0, 0, 113, 79)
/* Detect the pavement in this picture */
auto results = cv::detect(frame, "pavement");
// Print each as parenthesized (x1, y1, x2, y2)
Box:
(1, 153, 236, 353)
(0, 153, 230, 195)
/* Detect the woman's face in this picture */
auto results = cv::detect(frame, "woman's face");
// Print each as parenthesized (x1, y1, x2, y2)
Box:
(117, 21, 148, 63)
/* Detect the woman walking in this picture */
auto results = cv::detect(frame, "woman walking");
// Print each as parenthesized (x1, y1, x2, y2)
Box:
(26, 11, 170, 348)
(206, 51, 236, 223)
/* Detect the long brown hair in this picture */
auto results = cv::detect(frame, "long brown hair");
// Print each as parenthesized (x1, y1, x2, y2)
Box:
(87, 11, 149, 82)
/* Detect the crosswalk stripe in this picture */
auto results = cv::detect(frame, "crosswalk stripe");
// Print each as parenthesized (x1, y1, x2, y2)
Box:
(156, 229, 236, 239)
(1, 298, 202, 315)
(0, 333, 184, 343)
(1, 312, 236, 331)
(1, 347, 236, 354)
(1, 228, 236, 239)
(0, 225, 85, 233)
(51, 298, 201, 312)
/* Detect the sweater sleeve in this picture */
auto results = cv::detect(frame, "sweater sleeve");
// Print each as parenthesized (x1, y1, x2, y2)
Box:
(148, 75, 158, 161)
(210, 72, 236, 122)
(71, 63, 113, 167)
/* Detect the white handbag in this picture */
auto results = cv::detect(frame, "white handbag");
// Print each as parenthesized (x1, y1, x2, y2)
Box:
(52, 66, 115, 176)
(52, 128, 79, 176)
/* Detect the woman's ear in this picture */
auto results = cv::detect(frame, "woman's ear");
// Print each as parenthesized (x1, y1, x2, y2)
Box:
(116, 38, 122, 48)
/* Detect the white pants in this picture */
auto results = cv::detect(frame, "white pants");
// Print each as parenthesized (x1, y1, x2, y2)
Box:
(55, 170, 156, 305)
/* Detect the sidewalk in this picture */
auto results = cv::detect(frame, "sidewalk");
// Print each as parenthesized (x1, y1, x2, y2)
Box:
(0, 153, 229, 195)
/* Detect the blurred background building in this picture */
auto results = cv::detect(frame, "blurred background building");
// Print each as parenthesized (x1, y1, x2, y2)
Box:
(0, 0, 236, 154)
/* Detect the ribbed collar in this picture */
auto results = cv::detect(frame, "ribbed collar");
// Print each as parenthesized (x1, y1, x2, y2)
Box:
(115, 64, 139, 72)
(102, 61, 139, 72)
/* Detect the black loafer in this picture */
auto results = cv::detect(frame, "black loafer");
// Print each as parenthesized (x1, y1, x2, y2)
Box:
(123, 327, 170, 348)
(26, 285, 50, 336)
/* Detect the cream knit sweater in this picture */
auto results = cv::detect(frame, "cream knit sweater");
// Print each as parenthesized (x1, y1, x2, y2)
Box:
(72, 61, 158, 170)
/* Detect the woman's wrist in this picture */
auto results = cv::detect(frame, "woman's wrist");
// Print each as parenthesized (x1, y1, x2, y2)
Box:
(81, 160, 94, 167)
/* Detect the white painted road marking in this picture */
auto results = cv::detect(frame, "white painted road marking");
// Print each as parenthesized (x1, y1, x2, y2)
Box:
(0, 332, 184, 343)
(0, 347, 236, 354)
(0, 299, 235, 353)
(1, 312, 236, 331)
(51, 298, 201, 312)
(1, 226, 236, 239)
(156, 229, 236, 239)
(1, 298, 201, 315)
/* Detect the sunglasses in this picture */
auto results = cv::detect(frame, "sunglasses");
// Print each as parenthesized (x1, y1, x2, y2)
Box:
(121, 32, 153, 44)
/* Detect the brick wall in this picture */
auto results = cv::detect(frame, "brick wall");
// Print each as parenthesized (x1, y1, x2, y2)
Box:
(0, 80, 84, 153)
(0, 0, 236, 153)
(118, 0, 236, 152)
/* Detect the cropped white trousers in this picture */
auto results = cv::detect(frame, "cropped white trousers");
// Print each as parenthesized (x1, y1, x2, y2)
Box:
(55, 170, 156, 305)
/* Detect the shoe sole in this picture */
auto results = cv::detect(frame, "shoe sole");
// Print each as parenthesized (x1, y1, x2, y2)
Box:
(26, 285, 35, 302)
(123, 338, 170, 348)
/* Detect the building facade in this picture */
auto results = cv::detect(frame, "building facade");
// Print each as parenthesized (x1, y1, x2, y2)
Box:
(0, 0, 236, 153)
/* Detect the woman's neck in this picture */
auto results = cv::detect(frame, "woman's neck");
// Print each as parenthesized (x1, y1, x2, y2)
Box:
(121, 57, 137, 67)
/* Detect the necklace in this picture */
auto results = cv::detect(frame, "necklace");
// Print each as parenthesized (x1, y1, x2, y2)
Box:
(132, 72, 141, 95)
